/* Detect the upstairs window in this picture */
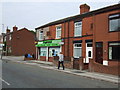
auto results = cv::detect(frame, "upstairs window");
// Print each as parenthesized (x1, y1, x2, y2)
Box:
(56, 26, 61, 39)
(109, 13, 120, 32)
(39, 31, 43, 40)
(74, 21, 82, 37)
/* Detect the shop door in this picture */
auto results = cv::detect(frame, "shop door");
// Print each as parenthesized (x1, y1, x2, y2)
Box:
(85, 43, 93, 63)
(96, 42, 103, 64)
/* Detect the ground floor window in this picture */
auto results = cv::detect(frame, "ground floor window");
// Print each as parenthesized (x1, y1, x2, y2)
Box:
(40, 47, 47, 56)
(109, 42, 120, 60)
(74, 43, 82, 58)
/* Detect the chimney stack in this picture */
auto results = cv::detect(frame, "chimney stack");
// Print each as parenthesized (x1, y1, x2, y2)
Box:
(80, 4, 90, 14)
(6, 27, 10, 33)
(13, 25, 18, 32)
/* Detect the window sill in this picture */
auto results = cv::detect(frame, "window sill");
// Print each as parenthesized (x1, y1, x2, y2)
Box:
(108, 30, 120, 33)
(56, 37, 61, 39)
(109, 59, 120, 61)
(74, 36, 82, 38)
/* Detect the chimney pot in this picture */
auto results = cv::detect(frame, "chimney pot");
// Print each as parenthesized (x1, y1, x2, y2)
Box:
(13, 25, 18, 31)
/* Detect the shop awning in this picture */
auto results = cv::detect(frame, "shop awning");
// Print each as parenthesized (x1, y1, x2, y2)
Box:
(36, 39, 62, 47)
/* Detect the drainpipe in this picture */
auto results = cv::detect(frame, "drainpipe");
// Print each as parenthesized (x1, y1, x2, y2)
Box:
(93, 14, 96, 62)
(64, 21, 66, 57)
(68, 21, 70, 58)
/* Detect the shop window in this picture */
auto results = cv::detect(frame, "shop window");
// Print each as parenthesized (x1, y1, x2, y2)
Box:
(74, 21, 82, 37)
(39, 31, 44, 40)
(109, 13, 120, 32)
(74, 43, 82, 58)
(56, 26, 61, 39)
(49, 48, 60, 57)
(109, 42, 120, 60)
(40, 47, 47, 56)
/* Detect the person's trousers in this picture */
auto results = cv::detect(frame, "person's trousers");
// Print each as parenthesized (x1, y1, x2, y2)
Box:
(58, 61, 65, 70)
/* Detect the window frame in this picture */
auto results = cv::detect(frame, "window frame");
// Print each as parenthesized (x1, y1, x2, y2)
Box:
(108, 41, 120, 61)
(108, 13, 120, 32)
(74, 21, 82, 37)
(73, 43, 82, 58)
(39, 31, 44, 40)
(40, 47, 47, 56)
(56, 26, 62, 39)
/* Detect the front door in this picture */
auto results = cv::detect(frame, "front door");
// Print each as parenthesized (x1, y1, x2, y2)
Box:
(96, 42, 103, 64)
(85, 43, 93, 63)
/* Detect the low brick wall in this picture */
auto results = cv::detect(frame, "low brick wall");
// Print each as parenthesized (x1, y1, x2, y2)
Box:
(24, 57, 35, 60)
(89, 59, 120, 76)
(48, 57, 54, 62)
(40, 56, 46, 61)
(53, 57, 88, 70)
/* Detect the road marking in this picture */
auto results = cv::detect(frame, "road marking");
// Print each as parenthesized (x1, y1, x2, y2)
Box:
(0, 78, 10, 85)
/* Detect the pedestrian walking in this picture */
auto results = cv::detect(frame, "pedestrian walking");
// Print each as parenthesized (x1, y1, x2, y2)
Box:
(58, 52, 65, 70)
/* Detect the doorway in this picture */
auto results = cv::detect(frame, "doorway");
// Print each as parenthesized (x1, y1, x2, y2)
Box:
(96, 42, 103, 64)
(85, 42, 93, 63)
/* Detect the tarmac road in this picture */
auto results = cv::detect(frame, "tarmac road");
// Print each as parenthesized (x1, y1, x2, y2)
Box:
(2, 60, 118, 88)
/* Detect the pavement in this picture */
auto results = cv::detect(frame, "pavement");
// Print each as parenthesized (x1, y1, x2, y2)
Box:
(1, 56, 120, 84)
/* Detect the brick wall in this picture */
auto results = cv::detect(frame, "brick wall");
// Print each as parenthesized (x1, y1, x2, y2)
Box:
(89, 59, 120, 75)
(11, 28, 36, 56)
(93, 10, 120, 63)
(39, 56, 46, 61)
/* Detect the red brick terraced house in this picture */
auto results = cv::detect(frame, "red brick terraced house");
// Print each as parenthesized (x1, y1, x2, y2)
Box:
(4, 26, 36, 57)
(35, 4, 120, 75)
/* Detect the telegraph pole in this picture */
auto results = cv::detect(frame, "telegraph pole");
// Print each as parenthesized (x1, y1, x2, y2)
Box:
(1, 24, 4, 59)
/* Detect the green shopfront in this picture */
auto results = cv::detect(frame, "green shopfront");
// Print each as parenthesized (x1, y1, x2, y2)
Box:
(36, 39, 63, 62)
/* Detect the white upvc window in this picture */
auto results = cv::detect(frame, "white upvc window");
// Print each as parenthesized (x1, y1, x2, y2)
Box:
(56, 26, 61, 39)
(74, 43, 82, 58)
(74, 21, 82, 37)
(39, 31, 43, 40)
(109, 13, 120, 32)
(109, 42, 120, 60)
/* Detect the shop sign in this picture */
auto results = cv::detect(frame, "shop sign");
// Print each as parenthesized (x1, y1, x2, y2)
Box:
(36, 39, 62, 47)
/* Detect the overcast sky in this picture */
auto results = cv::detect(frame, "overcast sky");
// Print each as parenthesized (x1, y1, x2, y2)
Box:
(0, 0, 120, 34)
